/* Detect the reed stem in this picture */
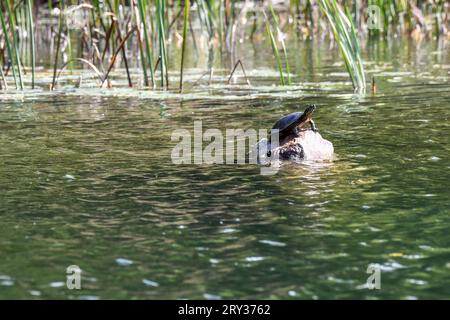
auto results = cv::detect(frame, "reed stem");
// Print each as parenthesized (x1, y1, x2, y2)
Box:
(179, 0, 189, 93)
(26, 0, 35, 88)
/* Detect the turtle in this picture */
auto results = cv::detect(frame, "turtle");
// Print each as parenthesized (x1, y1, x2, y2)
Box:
(270, 104, 318, 143)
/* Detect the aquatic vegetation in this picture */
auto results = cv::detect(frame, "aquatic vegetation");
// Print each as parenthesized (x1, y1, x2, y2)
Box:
(319, 0, 366, 91)
(137, 0, 155, 88)
(26, 0, 36, 89)
(0, 1, 447, 92)
(268, 3, 291, 85)
(180, 0, 190, 92)
(1, 0, 24, 89)
(156, 0, 169, 88)
(0, 4, 16, 89)
(51, 6, 64, 90)
(265, 12, 286, 85)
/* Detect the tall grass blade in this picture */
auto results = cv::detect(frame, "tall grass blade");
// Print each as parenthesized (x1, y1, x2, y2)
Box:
(156, 0, 169, 88)
(318, 0, 366, 91)
(26, 0, 35, 88)
(0, 4, 18, 89)
(269, 3, 291, 85)
(264, 12, 285, 85)
(0, 63, 7, 90)
(133, 0, 149, 87)
(51, 5, 64, 90)
(137, 0, 155, 88)
(179, 0, 189, 93)
(6, 0, 24, 90)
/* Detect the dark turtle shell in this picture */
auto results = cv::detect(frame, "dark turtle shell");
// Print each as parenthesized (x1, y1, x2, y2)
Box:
(271, 105, 316, 139)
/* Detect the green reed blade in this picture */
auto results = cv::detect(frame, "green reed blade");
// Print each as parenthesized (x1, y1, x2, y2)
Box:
(318, 0, 366, 91)
(6, 0, 23, 90)
(156, 0, 168, 88)
(265, 13, 285, 86)
(269, 3, 291, 85)
(179, 0, 189, 92)
(137, 0, 155, 88)
(26, 0, 35, 88)
(0, 4, 18, 89)
(133, 0, 149, 87)
(0, 63, 6, 90)
(51, 5, 64, 90)
(266, 26, 285, 85)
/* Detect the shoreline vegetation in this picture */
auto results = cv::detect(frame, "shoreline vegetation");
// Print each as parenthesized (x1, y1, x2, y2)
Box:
(0, 0, 448, 92)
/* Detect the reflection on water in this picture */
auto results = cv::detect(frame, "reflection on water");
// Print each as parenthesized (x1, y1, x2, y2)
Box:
(0, 38, 449, 299)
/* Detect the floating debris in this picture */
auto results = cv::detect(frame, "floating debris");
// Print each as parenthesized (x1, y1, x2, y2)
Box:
(143, 279, 159, 287)
(115, 258, 134, 267)
(50, 281, 65, 288)
(203, 293, 222, 300)
(245, 256, 265, 262)
(259, 240, 286, 247)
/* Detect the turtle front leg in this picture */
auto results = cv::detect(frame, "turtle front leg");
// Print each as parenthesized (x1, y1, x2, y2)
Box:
(309, 120, 319, 132)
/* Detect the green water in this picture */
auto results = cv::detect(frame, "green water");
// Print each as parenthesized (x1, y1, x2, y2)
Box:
(0, 38, 449, 299)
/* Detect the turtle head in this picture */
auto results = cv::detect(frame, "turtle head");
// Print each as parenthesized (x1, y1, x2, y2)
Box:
(303, 104, 316, 117)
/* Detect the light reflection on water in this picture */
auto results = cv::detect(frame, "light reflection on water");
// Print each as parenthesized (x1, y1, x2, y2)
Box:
(0, 38, 449, 299)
